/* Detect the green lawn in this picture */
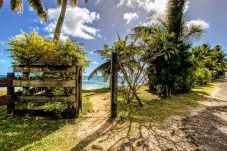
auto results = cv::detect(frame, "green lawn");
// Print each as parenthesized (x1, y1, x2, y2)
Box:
(0, 90, 94, 151)
(192, 82, 219, 95)
(117, 82, 218, 124)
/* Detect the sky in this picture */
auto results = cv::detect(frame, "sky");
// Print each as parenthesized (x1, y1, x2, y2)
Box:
(0, 0, 227, 75)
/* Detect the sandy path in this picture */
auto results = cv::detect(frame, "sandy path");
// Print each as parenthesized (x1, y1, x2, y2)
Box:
(71, 93, 111, 151)
(182, 79, 227, 151)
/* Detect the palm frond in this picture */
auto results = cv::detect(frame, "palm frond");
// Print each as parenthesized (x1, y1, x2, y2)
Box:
(26, 0, 47, 22)
(88, 61, 111, 81)
(183, 23, 204, 42)
(10, 0, 23, 13)
(0, 0, 4, 9)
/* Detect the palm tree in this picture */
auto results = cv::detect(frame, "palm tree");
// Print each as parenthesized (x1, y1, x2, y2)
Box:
(133, 0, 206, 96)
(88, 45, 112, 82)
(53, 0, 89, 41)
(0, 0, 47, 21)
(133, 0, 204, 43)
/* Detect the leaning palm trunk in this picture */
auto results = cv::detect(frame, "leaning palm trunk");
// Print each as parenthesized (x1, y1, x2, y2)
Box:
(53, 0, 67, 41)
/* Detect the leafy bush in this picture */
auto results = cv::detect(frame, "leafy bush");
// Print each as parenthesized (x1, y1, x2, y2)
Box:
(5, 32, 90, 67)
(195, 68, 211, 86)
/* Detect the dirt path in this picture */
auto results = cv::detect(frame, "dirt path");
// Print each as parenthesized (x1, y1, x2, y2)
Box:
(182, 79, 227, 151)
(71, 79, 227, 151)
(71, 93, 112, 151)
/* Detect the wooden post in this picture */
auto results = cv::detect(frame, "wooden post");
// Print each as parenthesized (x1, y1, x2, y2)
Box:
(72, 65, 80, 117)
(7, 73, 15, 114)
(79, 68, 83, 110)
(22, 72, 30, 109)
(76, 66, 80, 116)
(111, 50, 118, 118)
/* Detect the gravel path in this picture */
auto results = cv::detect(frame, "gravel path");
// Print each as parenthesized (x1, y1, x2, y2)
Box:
(182, 79, 227, 151)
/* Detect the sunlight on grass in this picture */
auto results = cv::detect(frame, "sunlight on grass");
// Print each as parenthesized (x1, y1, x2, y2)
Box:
(192, 82, 219, 95)
(118, 83, 218, 124)
(0, 90, 6, 96)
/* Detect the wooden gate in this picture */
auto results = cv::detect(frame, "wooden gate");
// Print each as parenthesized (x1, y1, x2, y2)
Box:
(0, 65, 83, 118)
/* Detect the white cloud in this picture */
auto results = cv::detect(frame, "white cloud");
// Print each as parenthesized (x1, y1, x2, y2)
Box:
(0, 59, 6, 63)
(123, 12, 138, 24)
(89, 51, 94, 55)
(29, 7, 34, 12)
(117, 0, 169, 13)
(92, 61, 99, 65)
(45, 6, 100, 40)
(186, 20, 210, 29)
(116, 0, 190, 15)
(47, 33, 69, 42)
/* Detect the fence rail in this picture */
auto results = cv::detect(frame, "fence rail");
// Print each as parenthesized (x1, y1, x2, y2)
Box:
(0, 65, 83, 118)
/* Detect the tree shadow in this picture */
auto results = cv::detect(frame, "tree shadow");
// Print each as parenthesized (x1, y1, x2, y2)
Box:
(0, 106, 73, 150)
(70, 92, 227, 150)
(182, 104, 227, 151)
(70, 109, 192, 151)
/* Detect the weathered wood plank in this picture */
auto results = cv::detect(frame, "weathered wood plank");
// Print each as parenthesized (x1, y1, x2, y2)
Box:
(0, 78, 13, 87)
(13, 80, 76, 88)
(18, 95, 75, 102)
(13, 109, 57, 117)
(0, 95, 12, 105)
(13, 65, 76, 73)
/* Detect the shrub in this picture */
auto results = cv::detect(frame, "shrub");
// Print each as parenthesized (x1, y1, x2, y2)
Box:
(5, 32, 90, 67)
(195, 68, 211, 86)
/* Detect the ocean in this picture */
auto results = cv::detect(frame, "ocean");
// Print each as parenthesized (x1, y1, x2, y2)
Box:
(0, 75, 109, 90)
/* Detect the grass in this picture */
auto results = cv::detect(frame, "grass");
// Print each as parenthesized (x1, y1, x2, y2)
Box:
(0, 89, 94, 151)
(192, 82, 219, 95)
(0, 90, 6, 95)
(117, 82, 218, 124)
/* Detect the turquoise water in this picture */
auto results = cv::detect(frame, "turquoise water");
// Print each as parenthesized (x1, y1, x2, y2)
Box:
(0, 75, 109, 90)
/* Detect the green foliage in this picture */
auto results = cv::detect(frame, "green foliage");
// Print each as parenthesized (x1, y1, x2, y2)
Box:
(0, 0, 47, 21)
(133, 0, 206, 97)
(5, 32, 90, 67)
(192, 44, 227, 80)
(194, 68, 211, 86)
(88, 45, 112, 82)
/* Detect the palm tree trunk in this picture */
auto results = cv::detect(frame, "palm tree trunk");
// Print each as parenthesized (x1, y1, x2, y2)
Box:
(53, 0, 67, 41)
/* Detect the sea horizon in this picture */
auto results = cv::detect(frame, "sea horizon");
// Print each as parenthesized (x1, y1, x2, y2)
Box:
(0, 75, 109, 90)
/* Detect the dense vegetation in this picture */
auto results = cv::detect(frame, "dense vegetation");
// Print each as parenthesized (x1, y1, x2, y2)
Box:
(6, 32, 90, 67)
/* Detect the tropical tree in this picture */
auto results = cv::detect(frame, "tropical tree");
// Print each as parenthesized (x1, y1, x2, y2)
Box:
(53, 0, 89, 41)
(88, 45, 112, 82)
(0, 0, 47, 21)
(133, 0, 206, 96)
(192, 44, 227, 81)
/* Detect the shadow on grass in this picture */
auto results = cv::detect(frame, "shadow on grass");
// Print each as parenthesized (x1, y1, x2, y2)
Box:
(0, 106, 73, 151)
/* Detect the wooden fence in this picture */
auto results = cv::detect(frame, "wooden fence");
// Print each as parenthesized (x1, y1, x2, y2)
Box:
(0, 65, 82, 118)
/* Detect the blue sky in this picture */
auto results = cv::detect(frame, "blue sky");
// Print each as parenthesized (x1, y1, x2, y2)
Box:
(0, 0, 226, 75)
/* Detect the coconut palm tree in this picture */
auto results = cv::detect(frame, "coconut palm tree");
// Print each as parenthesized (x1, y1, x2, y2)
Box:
(133, 0, 206, 96)
(0, 0, 47, 21)
(53, 0, 89, 41)
(88, 45, 112, 82)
